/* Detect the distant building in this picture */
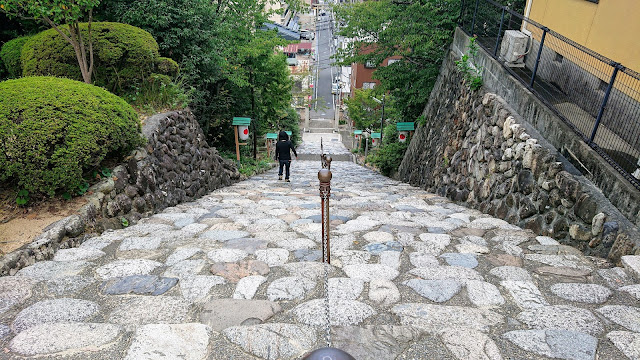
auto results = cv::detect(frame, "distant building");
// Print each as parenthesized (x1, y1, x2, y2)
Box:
(349, 45, 401, 95)
(524, 0, 639, 73)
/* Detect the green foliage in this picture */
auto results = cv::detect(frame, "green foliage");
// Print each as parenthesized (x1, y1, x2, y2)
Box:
(455, 36, 483, 90)
(219, 150, 272, 177)
(15, 189, 28, 206)
(0, 0, 100, 27)
(369, 141, 409, 177)
(0, 35, 30, 78)
(344, 88, 381, 131)
(98, 0, 295, 152)
(0, 76, 143, 196)
(155, 57, 179, 78)
(334, 0, 459, 120)
(121, 217, 129, 227)
(1, 0, 102, 83)
(125, 73, 191, 114)
(21, 22, 161, 92)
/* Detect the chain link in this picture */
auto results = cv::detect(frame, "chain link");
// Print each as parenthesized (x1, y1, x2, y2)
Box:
(322, 196, 331, 348)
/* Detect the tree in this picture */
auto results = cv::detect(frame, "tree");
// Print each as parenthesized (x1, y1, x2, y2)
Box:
(334, 0, 459, 120)
(344, 88, 382, 131)
(1, 0, 100, 83)
(99, 0, 298, 151)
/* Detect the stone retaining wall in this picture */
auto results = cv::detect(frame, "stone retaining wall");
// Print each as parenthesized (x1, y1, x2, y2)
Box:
(398, 50, 639, 263)
(0, 110, 240, 275)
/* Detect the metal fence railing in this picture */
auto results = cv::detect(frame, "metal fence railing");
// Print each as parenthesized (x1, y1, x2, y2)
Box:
(459, 0, 640, 190)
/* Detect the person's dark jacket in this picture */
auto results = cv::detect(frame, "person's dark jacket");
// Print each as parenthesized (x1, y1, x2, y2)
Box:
(275, 131, 297, 161)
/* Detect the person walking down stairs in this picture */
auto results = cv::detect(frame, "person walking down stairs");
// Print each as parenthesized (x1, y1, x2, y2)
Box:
(276, 130, 298, 182)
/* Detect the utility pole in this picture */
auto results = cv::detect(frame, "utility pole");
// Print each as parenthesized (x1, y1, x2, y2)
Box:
(372, 94, 385, 146)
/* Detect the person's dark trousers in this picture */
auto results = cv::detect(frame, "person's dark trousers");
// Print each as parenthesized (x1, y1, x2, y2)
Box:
(278, 160, 291, 179)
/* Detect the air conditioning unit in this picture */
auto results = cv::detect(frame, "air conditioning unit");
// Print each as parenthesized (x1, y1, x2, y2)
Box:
(499, 30, 529, 68)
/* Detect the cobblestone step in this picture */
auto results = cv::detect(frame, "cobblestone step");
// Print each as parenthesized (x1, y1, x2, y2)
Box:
(1, 152, 639, 359)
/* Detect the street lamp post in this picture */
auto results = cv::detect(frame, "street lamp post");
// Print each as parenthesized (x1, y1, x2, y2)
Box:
(372, 95, 385, 146)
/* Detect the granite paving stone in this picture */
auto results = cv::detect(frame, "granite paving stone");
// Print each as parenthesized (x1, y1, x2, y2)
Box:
(255, 248, 290, 267)
(364, 241, 403, 255)
(207, 248, 249, 263)
(606, 331, 640, 360)
(293, 249, 322, 261)
(489, 266, 532, 281)
(596, 305, 640, 332)
(210, 260, 270, 282)
(410, 266, 483, 282)
(409, 252, 440, 268)
(549, 283, 612, 304)
(12, 298, 100, 333)
(220, 238, 266, 254)
(369, 278, 401, 306)
(440, 253, 479, 268)
(16, 261, 90, 280)
(223, 323, 316, 360)
(618, 284, 640, 300)
(380, 251, 401, 269)
(1, 142, 637, 360)
(0, 277, 37, 314)
(9, 323, 122, 357)
(403, 279, 463, 302)
(343, 264, 399, 281)
(179, 275, 226, 302)
(328, 277, 364, 300)
(119, 236, 164, 251)
(165, 247, 203, 266)
(466, 280, 506, 307)
(124, 323, 211, 360)
(200, 299, 282, 331)
(95, 259, 163, 280)
(101, 275, 178, 295)
(199, 230, 250, 242)
(293, 299, 376, 326)
(53, 248, 106, 262)
(233, 275, 267, 300)
(0, 325, 10, 339)
(440, 327, 503, 360)
(108, 296, 190, 329)
(597, 267, 635, 289)
(516, 305, 603, 336)
(163, 259, 206, 278)
(503, 329, 597, 360)
(391, 303, 504, 332)
(621, 255, 640, 278)
(267, 276, 316, 301)
(331, 325, 423, 360)
(500, 280, 549, 309)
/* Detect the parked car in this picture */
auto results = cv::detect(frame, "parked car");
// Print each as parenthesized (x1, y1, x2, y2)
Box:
(331, 83, 339, 94)
(300, 30, 315, 40)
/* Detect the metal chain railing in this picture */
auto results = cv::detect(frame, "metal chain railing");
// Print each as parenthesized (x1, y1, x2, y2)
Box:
(318, 137, 332, 348)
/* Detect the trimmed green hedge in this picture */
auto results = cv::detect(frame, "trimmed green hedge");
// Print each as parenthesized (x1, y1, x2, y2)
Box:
(0, 76, 144, 196)
(21, 22, 160, 93)
(0, 36, 32, 78)
(156, 57, 179, 78)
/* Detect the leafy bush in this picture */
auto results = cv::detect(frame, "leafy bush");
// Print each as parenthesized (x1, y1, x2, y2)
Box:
(0, 35, 31, 78)
(21, 22, 161, 93)
(156, 57, 179, 78)
(369, 142, 409, 177)
(0, 76, 144, 196)
(126, 73, 191, 115)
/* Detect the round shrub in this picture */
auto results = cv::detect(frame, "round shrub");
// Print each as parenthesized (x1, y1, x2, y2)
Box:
(155, 57, 179, 78)
(0, 35, 32, 78)
(0, 76, 144, 196)
(21, 22, 161, 93)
